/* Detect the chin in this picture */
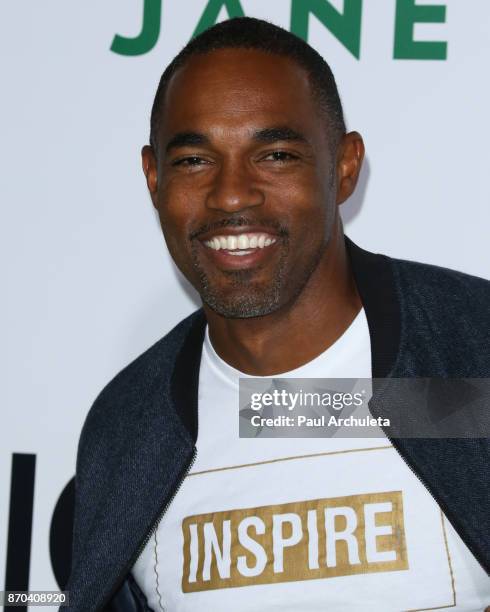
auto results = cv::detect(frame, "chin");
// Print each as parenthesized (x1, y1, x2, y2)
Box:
(202, 287, 284, 319)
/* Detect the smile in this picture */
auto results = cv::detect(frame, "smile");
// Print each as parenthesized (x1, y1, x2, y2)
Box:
(203, 232, 277, 256)
(198, 230, 280, 269)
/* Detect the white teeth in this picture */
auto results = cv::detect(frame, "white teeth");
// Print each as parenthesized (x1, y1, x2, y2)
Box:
(204, 233, 277, 251)
(237, 235, 249, 249)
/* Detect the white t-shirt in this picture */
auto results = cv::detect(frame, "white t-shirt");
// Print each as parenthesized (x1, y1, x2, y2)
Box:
(132, 309, 489, 611)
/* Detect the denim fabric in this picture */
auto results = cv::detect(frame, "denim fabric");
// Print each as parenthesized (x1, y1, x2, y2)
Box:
(66, 314, 197, 611)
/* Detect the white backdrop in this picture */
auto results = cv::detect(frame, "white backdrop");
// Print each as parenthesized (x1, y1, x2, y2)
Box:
(2, 0, 489, 605)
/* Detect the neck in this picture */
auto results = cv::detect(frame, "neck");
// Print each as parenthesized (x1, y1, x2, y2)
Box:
(203, 227, 362, 376)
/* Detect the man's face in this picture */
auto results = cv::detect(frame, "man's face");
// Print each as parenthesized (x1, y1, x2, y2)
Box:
(147, 49, 343, 318)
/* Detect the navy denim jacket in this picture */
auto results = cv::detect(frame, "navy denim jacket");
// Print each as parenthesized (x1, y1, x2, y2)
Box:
(65, 238, 490, 611)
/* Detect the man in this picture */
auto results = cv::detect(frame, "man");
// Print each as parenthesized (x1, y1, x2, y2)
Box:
(66, 17, 490, 612)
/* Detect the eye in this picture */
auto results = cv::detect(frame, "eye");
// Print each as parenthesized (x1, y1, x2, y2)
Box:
(261, 151, 299, 163)
(171, 155, 210, 167)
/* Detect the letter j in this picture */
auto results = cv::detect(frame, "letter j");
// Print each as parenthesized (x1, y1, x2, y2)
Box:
(111, 0, 162, 56)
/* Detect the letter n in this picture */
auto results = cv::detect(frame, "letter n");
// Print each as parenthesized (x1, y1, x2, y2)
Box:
(290, 0, 362, 59)
(193, 0, 245, 38)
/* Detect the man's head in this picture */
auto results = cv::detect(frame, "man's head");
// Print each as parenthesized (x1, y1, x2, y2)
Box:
(142, 17, 364, 319)
(149, 18, 346, 156)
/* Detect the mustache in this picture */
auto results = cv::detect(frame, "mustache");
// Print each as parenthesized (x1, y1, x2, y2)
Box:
(189, 217, 289, 240)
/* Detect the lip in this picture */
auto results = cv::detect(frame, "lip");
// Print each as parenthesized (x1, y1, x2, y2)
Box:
(196, 234, 280, 270)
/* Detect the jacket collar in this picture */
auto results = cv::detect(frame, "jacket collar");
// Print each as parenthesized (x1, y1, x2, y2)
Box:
(171, 308, 206, 444)
(344, 237, 401, 378)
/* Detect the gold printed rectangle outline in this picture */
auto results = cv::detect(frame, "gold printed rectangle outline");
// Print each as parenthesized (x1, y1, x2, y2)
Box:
(404, 512, 456, 611)
(182, 490, 408, 593)
(187, 445, 393, 478)
(180, 447, 457, 607)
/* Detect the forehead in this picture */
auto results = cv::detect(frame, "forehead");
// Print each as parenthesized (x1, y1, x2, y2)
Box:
(158, 48, 325, 143)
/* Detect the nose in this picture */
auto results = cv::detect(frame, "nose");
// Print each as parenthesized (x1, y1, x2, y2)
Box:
(205, 159, 264, 213)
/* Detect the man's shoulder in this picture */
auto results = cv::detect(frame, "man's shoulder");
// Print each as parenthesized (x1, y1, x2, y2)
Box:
(348, 237, 489, 314)
(387, 255, 489, 375)
(391, 255, 490, 313)
(78, 309, 203, 454)
(98, 308, 203, 401)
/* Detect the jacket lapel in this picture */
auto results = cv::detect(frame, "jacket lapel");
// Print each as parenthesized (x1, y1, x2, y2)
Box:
(345, 237, 401, 377)
(170, 309, 206, 445)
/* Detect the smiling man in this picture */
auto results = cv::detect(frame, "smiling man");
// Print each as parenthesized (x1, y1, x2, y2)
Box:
(66, 17, 490, 612)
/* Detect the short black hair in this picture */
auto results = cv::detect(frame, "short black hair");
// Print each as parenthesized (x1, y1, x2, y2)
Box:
(149, 17, 346, 153)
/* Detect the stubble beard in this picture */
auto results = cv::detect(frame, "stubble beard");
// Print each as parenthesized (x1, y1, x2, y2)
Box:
(192, 236, 327, 319)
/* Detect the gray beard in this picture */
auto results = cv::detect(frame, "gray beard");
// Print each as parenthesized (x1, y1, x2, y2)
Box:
(199, 267, 285, 318)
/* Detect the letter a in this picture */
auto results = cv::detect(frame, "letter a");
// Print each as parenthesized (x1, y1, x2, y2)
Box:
(193, 0, 245, 38)
(290, 0, 362, 58)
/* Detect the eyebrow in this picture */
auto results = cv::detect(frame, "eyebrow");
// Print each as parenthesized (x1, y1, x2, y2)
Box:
(165, 132, 210, 153)
(252, 126, 309, 145)
(164, 126, 309, 154)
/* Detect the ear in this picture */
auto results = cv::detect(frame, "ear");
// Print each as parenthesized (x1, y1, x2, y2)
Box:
(141, 145, 158, 208)
(335, 132, 365, 205)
